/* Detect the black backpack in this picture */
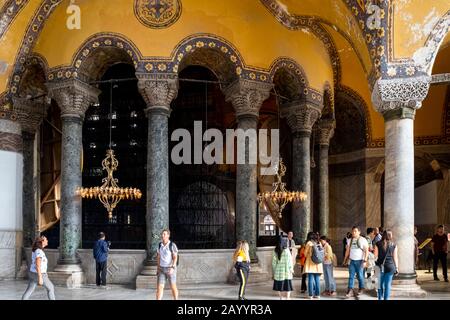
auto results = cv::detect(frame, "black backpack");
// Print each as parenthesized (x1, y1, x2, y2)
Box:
(159, 241, 179, 266)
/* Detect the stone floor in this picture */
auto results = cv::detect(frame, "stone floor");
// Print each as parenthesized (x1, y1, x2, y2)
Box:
(1, 268, 448, 300)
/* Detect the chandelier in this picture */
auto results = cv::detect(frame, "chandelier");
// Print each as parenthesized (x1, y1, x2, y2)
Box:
(76, 149, 142, 219)
(76, 81, 142, 219)
(257, 159, 307, 218)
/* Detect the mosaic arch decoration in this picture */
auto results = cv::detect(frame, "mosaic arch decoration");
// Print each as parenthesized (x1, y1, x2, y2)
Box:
(134, 0, 182, 29)
(0, 0, 31, 40)
(6, 0, 62, 99)
(269, 58, 323, 108)
(46, 33, 143, 84)
(259, 0, 342, 86)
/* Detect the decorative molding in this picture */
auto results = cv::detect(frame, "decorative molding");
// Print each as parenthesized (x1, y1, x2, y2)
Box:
(315, 118, 336, 146)
(0, 0, 31, 40)
(280, 101, 322, 134)
(0, 132, 22, 153)
(268, 57, 309, 87)
(12, 96, 48, 133)
(0, 116, 20, 134)
(431, 73, 450, 85)
(46, 79, 100, 119)
(223, 79, 273, 118)
(136, 73, 179, 110)
(371, 76, 431, 114)
(134, 0, 182, 29)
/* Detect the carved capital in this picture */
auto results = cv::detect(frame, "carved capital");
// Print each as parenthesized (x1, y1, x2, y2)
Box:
(371, 76, 431, 118)
(223, 79, 273, 119)
(46, 79, 100, 119)
(280, 100, 322, 134)
(136, 73, 178, 113)
(315, 118, 336, 146)
(12, 97, 49, 134)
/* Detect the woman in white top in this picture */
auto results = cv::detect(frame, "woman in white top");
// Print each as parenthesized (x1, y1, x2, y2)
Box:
(22, 236, 55, 300)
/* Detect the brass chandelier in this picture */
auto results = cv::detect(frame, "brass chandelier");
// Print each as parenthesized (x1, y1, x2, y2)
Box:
(257, 158, 307, 218)
(76, 81, 142, 219)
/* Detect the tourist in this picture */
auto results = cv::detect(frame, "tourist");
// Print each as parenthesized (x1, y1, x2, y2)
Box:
(343, 226, 369, 298)
(233, 240, 251, 300)
(303, 232, 323, 299)
(343, 232, 351, 258)
(431, 225, 448, 282)
(320, 236, 336, 296)
(156, 229, 179, 300)
(272, 237, 294, 299)
(93, 232, 109, 287)
(373, 230, 398, 300)
(373, 227, 382, 246)
(365, 228, 376, 279)
(22, 236, 55, 300)
(298, 241, 307, 293)
(287, 231, 296, 256)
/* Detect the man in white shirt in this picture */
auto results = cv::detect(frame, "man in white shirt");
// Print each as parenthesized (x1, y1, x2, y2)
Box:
(343, 226, 369, 298)
(156, 229, 178, 300)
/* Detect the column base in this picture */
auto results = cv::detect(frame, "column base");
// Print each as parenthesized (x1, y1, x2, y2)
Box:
(390, 278, 427, 298)
(48, 263, 85, 288)
(135, 261, 158, 289)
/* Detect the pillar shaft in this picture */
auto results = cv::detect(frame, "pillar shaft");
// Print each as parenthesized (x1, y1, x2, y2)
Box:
(236, 115, 258, 260)
(22, 131, 36, 247)
(146, 108, 170, 262)
(292, 132, 311, 244)
(318, 144, 329, 237)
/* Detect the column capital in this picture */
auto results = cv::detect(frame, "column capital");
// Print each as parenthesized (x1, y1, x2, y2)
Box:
(12, 96, 49, 134)
(371, 76, 431, 120)
(223, 79, 273, 119)
(315, 118, 336, 146)
(136, 73, 179, 114)
(46, 79, 100, 119)
(280, 100, 322, 135)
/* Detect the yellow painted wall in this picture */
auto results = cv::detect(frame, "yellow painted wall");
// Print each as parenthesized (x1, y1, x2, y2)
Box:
(416, 45, 450, 137)
(32, 0, 333, 91)
(277, 0, 372, 73)
(0, 0, 41, 93)
(393, 0, 449, 60)
(324, 25, 384, 140)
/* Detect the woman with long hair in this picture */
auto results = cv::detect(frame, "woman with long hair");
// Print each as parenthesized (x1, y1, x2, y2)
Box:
(373, 230, 399, 300)
(272, 237, 294, 299)
(232, 240, 251, 300)
(22, 236, 55, 300)
(304, 231, 324, 299)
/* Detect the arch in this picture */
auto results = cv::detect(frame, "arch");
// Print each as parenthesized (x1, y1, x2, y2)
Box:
(269, 58, 308, 103)
(336, 85, 372, 145)
(416, 10, 450, 75)
(47, 33, 143, 83)
(171, 34, 245, 87)
(17, 53, 48, 98)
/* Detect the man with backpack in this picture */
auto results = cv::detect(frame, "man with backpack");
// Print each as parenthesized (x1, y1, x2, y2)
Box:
(156, 229, 179, 300)
(343, 226, 369, 298)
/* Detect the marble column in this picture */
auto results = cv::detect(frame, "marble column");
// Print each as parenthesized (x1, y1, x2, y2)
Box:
(281, 101, 321, 244)
(13, 97, 48, 247)
(46, 79, 100, 286)
(0, 116, 23, 279)
(224, 79, 272, 261)
(136, 74, 178, 281)
(316, 118, 335, 237)
(372, 76, 430, 297)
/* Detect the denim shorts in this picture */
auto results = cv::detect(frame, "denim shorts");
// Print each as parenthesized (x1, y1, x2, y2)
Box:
(157, 267, 177, 285)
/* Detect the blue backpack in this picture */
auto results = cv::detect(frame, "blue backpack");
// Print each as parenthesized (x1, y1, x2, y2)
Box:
(311, 243, 324, 264)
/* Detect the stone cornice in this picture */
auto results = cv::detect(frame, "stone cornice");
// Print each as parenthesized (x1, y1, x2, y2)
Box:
(223, 79, 273, 118)
(46, 79, 100, 119)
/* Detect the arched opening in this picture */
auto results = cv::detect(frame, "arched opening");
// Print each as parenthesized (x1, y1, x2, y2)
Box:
(169, 65, 236, 249)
